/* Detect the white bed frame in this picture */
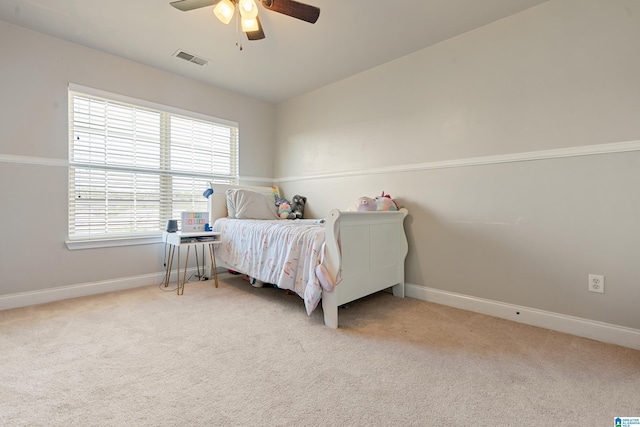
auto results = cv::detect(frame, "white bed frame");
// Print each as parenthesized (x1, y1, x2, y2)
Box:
(207, 184, 409, 328)
(320, 208, 409, 328)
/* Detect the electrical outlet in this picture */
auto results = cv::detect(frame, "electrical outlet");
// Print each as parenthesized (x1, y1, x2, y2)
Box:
(588, 274, 605, 293)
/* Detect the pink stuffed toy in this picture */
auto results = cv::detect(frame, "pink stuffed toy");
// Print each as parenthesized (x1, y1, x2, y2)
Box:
(354, 197, 377, 211)
(278, 201, 292, 219)
(348, 191, 398, 212)
(374, 192, 398, 211)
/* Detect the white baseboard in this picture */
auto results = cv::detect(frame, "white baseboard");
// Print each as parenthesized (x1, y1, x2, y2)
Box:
(0, 267, 205, 311)
(406, 284, 640, 351)
(3, 276, 638, 351)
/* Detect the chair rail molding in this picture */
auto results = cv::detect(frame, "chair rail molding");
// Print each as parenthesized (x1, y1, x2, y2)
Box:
(275, 139, 640, 183)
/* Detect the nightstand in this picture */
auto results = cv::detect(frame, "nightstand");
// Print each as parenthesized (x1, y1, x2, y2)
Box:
(163, 231, 221, 295)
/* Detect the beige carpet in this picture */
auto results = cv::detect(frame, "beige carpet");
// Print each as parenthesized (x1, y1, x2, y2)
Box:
(1, 273, 639, 426)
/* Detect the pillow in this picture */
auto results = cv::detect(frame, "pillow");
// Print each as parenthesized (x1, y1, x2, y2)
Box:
(226, 188, 278, 220)
(225, 188, 237, 218)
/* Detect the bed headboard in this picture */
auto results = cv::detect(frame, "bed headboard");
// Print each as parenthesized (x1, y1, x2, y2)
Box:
(207, 183, 276, 223)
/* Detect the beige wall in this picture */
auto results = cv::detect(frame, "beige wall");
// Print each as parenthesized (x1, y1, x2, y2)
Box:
(0, 21, 276, 294)
(275, 0, 640, 329)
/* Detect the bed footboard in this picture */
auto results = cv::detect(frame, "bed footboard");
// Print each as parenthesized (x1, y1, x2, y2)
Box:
(322, 208, 409, 328)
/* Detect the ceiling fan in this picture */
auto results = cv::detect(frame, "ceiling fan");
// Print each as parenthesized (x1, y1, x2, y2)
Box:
(170, 0, 320, 42)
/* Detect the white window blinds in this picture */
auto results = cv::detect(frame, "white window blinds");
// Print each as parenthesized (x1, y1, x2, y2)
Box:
(68, 85, 238, 241)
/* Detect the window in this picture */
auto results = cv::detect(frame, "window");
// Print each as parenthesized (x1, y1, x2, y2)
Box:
(67, 84, 238, 247)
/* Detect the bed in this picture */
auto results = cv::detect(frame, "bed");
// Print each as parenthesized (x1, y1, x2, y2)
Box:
(207, 184, 409, 328)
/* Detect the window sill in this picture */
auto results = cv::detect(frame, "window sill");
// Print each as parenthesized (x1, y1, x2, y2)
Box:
(65, 235, 163, 250)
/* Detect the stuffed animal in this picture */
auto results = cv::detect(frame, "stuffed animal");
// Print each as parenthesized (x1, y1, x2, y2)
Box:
(278, 201, 292, 219)
(275, 197, 290, 219)
(375, 192, 398, 211)
(288, 194, 307, 219)
(353, 197, 377, 212)
(348, 191, 398, 212)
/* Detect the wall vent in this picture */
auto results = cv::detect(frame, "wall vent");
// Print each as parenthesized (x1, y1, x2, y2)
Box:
(173, 50, 209, 66)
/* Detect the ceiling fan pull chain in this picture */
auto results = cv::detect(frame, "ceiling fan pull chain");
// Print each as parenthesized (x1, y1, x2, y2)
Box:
(235, 4, 243, 51)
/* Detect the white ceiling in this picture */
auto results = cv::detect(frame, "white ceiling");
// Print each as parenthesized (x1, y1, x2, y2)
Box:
(0, 0, 549, 104)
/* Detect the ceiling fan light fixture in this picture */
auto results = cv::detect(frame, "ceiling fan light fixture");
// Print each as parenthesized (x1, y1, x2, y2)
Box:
(213, 0, 235, 25)
(238, 0, 259, 19)
(241, 16, 259, 32)
(171, 0, 321, 46)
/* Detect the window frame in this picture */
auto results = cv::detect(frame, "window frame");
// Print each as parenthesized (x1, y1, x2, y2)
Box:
(66, 83, 238, 250)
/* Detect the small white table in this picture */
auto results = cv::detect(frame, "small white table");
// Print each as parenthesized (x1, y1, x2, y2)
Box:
(163, 231, 221, 295)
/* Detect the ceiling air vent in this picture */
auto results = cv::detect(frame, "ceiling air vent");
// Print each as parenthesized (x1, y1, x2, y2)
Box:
(173, 50, 209, 66)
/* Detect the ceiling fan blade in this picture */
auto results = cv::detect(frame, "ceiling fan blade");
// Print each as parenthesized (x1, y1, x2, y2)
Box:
(246, 16, 266, 40)
(260, 0, 320, 24)
(170, 0, 217, 12)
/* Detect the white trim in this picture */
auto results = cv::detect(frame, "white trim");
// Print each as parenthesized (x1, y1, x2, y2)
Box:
(3, 274, 638, 351)
(69, 83, 238, 127)
(6, 140, 640, 186)
(65, 235, 163, 250)
(406, 283, 640, 351)
(0, 267, 207, 311)
(275, 140, 640, 183)
(0, 153, 68, 167)
(0, 154, 271, 184)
